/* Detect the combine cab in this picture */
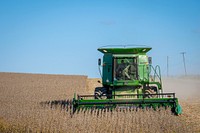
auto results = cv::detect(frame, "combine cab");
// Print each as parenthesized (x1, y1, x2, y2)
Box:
(72, 46, 182, 115)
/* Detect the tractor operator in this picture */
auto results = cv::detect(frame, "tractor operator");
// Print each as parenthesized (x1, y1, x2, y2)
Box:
(116, 60, 126, 80)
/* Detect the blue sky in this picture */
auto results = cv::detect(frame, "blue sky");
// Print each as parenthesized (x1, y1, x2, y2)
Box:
(0, 0, 200, 77)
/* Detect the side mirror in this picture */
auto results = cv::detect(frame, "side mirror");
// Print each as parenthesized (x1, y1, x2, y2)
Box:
(98, 58, 101, 66)
(148, 57, 152, 64)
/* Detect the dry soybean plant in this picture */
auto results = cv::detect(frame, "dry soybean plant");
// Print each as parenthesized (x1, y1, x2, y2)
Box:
(0, 73, 197, 133)
(64, 107, 191, 133)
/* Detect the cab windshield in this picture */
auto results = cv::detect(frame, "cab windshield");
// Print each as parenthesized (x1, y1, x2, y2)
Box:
(114, 57, 138, 80)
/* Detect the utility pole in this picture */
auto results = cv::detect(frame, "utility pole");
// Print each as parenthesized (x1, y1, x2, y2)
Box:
(167, 56, 169, 77)
(180, 52, 187, 76)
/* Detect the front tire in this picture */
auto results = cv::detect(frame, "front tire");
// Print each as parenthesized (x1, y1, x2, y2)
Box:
(94, 87, 107, 99)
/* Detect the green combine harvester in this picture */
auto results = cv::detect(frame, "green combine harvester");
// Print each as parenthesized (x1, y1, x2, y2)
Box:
(72, 46, 182, 115)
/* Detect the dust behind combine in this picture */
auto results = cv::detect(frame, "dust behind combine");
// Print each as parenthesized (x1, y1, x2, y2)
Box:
(0, 73, 199, 132)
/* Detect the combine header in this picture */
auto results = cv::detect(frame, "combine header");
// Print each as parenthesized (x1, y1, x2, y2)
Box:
(72, 46, 182, 115)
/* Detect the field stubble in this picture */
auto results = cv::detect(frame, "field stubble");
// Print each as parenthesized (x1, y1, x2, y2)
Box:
(0, 73, 199, 132)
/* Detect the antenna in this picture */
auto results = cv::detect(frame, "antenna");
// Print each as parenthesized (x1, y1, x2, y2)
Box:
(180, 52, 187, 76)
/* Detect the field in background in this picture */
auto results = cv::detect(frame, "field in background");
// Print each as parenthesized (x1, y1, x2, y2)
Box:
(0, 73, 199, 132)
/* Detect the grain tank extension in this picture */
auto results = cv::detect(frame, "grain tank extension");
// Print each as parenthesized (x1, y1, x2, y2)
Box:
(73, 46, 182, 115)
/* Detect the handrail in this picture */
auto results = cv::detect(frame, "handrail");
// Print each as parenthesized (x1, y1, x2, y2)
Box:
(149, 65, 161, 81)
(148, 65, 163, 97)
(149, 65, 162, 83)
